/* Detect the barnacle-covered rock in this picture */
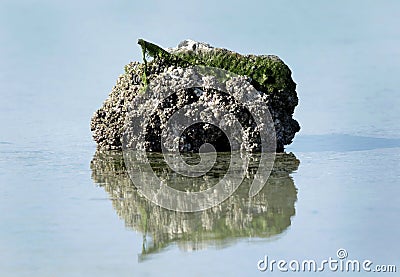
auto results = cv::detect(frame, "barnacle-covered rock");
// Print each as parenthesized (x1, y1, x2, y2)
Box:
(91, 39, 300, 152)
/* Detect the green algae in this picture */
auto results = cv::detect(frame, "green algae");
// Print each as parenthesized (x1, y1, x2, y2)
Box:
(137, 38, 296, 95)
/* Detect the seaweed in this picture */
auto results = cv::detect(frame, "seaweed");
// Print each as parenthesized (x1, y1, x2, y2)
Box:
(137, 39, 296, 97)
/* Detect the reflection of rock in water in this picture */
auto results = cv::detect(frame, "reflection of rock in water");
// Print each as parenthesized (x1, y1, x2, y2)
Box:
(90, 151, 299, 258)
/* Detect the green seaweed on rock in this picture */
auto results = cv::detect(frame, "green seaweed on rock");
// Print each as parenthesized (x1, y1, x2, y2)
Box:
(137, 38, 296, 103)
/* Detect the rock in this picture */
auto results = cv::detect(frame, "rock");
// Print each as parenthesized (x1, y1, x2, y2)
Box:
(91, 39, 300, 152)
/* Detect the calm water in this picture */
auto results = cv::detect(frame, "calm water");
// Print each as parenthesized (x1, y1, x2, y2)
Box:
(1, 1, 400, 276)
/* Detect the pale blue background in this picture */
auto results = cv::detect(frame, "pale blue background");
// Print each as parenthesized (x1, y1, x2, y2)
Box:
(1, 0, 399, 276)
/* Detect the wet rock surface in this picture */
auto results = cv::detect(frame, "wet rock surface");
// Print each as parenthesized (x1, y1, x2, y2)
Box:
(91, 40, 300, 152)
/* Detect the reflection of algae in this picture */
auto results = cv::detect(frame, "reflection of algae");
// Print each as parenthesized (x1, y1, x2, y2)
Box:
(90, 151, 299, 258)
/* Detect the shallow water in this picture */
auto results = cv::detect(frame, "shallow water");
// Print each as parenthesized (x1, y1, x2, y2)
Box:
(1, 136, 399, 276)
(1, 1, 400, 276)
